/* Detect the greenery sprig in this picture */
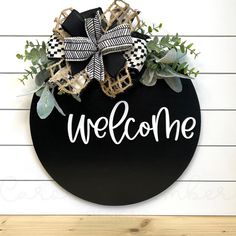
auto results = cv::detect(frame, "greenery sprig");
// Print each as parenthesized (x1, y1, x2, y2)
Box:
(16, 40, 52, 85)
(17, 41, 65, 119)
(139, 22, 163, 35)
(138, 23, 200, 92)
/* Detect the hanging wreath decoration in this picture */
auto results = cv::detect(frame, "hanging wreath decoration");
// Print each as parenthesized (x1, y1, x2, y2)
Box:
(17, 0, 199, 119)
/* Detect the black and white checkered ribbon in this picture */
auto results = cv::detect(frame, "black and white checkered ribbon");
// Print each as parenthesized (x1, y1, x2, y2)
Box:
(124, 38, 147, 72)
(47, 35, 65, 58)
(64, 11, 133, 81)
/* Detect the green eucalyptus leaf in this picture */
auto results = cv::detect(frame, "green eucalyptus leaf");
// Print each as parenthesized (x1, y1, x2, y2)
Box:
(30, 48, 38, 58)
(16, 54, 23, 60)
(148, 26, 153, 33)
(180, 44, 185, 53)
(187, 43, 193, 49)
(40, 55, 49, 66)
(153, 36, 159, 43)
(36, 85, 55, 119)
(147, 40, 159, 53)
(35, 69, 50, 86)
(30, 66, 37, 74)
(39, 47, 48, 65)
(164, 77, 183, 93)
(178, 62, 188, 71)
(42, 41, 46, 50)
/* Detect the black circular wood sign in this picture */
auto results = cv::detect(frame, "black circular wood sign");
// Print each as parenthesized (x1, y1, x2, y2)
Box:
(30, 80, 201, 206)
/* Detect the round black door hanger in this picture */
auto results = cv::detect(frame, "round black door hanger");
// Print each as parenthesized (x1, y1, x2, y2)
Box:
(30, 80, 201, 206)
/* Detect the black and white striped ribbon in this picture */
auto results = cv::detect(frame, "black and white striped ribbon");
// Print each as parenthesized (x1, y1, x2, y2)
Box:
(65, 37, 97, 61)
(98, 24, 133, 55)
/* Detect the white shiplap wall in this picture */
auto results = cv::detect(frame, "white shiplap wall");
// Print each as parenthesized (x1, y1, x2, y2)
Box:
(0, 0, 236, 215)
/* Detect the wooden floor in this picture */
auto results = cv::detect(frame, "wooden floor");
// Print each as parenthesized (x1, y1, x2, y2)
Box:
(0, 216, 235, 235)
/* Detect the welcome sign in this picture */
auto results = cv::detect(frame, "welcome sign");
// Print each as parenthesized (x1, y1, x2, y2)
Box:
(30, 80, 201, 205)
(14, 0, 202, 206)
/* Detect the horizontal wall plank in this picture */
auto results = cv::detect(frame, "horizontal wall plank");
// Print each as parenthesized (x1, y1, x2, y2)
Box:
(1, 74, 236, 110)
(0, 74, 33, 110)
(0, 146, 236, 181)
(193, 75, 236, 110)
(0, 110, 235, 145)
(0, 181, 236, 215)
(0, 146, 48, 180)
(0, 110, 32, 145)
(0, 0, 236, 35)
(0, 216, 235, 236)
(2, 37, 236, 73)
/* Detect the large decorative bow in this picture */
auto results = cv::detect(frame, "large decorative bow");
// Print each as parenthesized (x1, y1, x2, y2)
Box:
(47, 8, 148, 82)
(64, 11, 133, 81)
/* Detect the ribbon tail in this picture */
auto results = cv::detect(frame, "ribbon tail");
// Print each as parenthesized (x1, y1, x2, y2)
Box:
(85, 11, 102, 44)
(81, 8, 103, 19)
(99, 24, 133, 78)
(70, 60, 91, 75)
(62, 8, 103, 37)
(62, 10, 87, 37)
(103, 52, 126, 78)
(87, 53, 105, 81)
